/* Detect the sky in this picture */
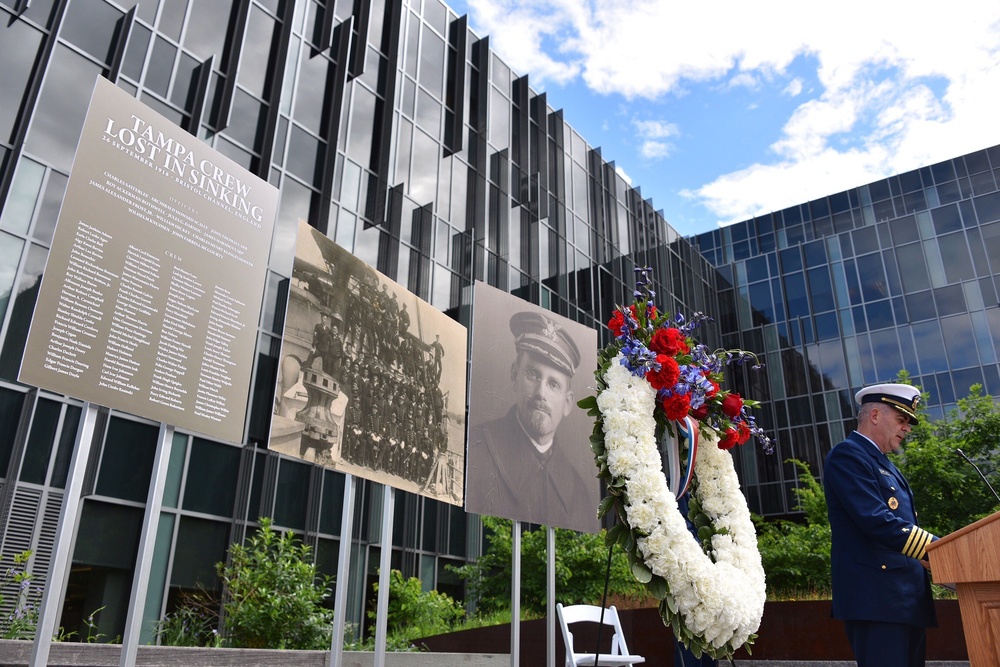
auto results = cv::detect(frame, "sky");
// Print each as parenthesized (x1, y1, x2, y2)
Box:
(446, 0, 1000, 237)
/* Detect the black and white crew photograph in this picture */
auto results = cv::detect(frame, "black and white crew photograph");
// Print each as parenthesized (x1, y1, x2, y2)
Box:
(269, 221, 468, 506)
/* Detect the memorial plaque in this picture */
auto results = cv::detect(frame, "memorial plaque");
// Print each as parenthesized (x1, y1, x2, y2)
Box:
(20, 77, 277, 444)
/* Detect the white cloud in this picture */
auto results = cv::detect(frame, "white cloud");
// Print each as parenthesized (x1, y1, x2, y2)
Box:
(633, 119, 678, 139)
(462, 0, 1000, 228)
(784, 78, 803, 96)
(640, 140, 672, 159)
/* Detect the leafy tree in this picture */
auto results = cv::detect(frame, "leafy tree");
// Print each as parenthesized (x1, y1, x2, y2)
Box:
(754, 460, 831, 598)
(216, 518, 334, 649)
(449, 516, 646, 616)
(895, 380, 1000, 536)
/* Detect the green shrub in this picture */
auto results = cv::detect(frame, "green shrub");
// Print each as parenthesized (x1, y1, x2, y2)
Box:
(0, 550, 36, 640)
(368, 569, 465, 647)
(217, 518, 334, 649)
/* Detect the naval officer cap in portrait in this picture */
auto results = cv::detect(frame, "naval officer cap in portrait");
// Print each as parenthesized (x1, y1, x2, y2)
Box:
(823, 382, 939, 667)
(466, 307, 599, 533)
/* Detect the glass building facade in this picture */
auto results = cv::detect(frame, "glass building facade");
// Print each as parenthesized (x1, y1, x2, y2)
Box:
(2, 0, 998, 646)
(0, 0, 723, 642)
(692, 146, 1000, 517)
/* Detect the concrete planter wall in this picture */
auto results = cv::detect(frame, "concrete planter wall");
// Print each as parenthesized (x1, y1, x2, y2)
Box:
(0, 642, 507, 667)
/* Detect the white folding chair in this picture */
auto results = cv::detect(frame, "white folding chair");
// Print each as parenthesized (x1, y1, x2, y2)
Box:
(556, 603, 646, 667)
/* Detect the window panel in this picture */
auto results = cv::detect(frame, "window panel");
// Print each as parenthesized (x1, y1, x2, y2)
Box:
(95, 418, 158, 502)
(894, 244, 930, 293)
(807, 267, 835, 312)
(185, 0, 231, 61)
(146, 36, 178, 97)
(239, 5, 279, 98)
(24, 46, 102, 172)
(938, 232, 974, 284)
(941, 314, 979, 369)
(170, 515, 229, 590)
(0, 159, 45, 235)
(911, 321, 949, 374)
(61, 0, 122, 63)
(0, 15, 43, 141)
(183, 438, 240, 515)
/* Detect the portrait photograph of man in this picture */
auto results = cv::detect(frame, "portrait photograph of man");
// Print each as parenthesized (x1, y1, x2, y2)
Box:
(465, 282, 600, 533)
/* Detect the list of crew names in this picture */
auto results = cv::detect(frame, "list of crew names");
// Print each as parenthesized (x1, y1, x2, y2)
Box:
(40, 219, 244, 425)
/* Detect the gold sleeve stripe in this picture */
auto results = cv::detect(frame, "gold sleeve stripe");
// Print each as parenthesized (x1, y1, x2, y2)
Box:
(902, 527, 934, 559)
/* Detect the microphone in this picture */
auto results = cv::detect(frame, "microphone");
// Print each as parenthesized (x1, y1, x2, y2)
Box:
(956, 448, 1000, 504)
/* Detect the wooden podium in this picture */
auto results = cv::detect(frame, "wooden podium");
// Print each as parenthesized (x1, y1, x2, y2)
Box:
(926, 510, 1000, 667)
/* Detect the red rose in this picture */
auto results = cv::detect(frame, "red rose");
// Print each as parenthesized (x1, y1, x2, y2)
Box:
(609, 310, 626, 336)
(662, 392, 691, 421)
(706, 380, 720, 399)
(689, 404, 709, 421)
(736, 421, 751, 444)
(646, 355, 680, 391)
(719, 428, 739, 450)
(647, 305, 658, 321)
(649, 327, 689, 356)
(721, 392, 743, 418)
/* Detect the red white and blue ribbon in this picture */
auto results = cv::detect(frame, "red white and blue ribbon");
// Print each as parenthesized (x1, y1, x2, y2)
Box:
(664, 415, 700, 499)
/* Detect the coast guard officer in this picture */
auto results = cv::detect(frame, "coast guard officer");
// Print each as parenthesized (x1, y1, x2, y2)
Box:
(823, 383, 938, 667)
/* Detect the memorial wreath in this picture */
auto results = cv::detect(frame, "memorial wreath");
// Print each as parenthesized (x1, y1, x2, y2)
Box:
(578, 268, 773, 660)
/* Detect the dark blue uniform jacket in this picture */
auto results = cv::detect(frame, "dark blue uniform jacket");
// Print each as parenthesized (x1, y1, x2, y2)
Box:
(823, 431, 937, 628)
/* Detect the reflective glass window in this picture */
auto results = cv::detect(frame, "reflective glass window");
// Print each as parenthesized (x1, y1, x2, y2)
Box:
(145, 36, 177, 97)
(932, 284, 966, 317)
(937, 233, 974, 284)
(904, 291, 936, 322)
(865, 300, 894, 330)
(745, 256, 769, 283)
(803, 240, 826, 267)
(807, 267, 835, 312)
(183, 438, 240, 515)
(186, 0, 230, 61)
(239, 5, 278, 98)
(870, 329, 903, 380)
(779, 247, 801, 272)
(62, 0, 122, 63)
(973, 191, 1000, 224)
(931, 204, 962, 234)
(0, 159, 45, 235)
(227, 88, 266, 153)
(170, 52, 201, 110)
(814, 312, 839, 341)
(95, 418, 158, 502)
(940, 314, 979, 369)
(274, 458, 310, 530)
(20, 398, 61, 484)
(293, 49, 329, 134)
(0, 16, 43, 141)
(346, 86, 376, 165)
(856, 256, 888, 301)
(783, 272, 808, 319)
(971, 170, 997, 196)
(24, 47, 101, 171)
(936, 372, 956, 405)
(0, 242, 43, 381)
(894, 244, 930, 293)
(418, 24, 445, 100)
(171, 515, 228, 590)
(852, 226, 879, 255)
(931, 160, 956, 184)
(488, 86, 509, 151)
(748, 281, 773, 322)
(286, 124, 321, 185)
(912, 321, 948, 373)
